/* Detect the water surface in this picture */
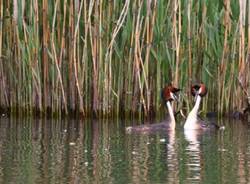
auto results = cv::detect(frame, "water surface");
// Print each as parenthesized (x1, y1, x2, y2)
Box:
(0, 117, 249, 183)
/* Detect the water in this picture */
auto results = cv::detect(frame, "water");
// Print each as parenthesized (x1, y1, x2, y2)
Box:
(0, 117, 249, 184)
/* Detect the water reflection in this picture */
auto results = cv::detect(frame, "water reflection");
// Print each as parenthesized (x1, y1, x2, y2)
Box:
(126, 128, 179, 183)
(0, 117, 93, 184)
(166, 130, 179, 184)
(184, 130, 202, 183)
(223, 120, 250, 184)
(0, 117, 249, 183)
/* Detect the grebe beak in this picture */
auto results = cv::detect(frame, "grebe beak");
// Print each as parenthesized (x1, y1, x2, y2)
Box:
(174, 93, 180, 102)
(170, 92, 179, 102)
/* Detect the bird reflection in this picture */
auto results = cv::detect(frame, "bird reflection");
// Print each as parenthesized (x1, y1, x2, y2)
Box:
(165, 130, 180, 183)
(184, 130, 202, 183)
(127, 127, 180, 183)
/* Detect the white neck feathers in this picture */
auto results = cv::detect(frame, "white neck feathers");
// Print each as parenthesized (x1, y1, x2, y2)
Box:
(166, 101, 176, 130)
(184, 95, 202, 130)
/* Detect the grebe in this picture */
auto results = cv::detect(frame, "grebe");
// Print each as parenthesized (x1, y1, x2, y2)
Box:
(126, 84, 180, 133)
(184, 83, 222, 130)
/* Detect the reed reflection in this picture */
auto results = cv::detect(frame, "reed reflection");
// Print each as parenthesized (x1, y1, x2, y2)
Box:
(227, 120, 250, 184)
(0, 118, 93, 184)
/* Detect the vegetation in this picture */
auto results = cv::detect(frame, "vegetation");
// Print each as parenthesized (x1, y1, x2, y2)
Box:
(0, 0, 249, 118)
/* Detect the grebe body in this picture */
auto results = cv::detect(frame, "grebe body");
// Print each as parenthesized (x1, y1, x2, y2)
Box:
(184, 83, 222, 130)
(126, 84, 180, 133)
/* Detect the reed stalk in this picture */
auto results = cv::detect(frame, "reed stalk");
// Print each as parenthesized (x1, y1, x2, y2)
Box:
(0, 0, 6, 108)
(73, 0, 84, 116)
(187, 0, 192, 92)
(42, 0, 49, 113)
(51, 0, 68, 115)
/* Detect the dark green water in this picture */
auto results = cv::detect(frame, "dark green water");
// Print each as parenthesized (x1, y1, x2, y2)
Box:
(0, 117, 249, 184)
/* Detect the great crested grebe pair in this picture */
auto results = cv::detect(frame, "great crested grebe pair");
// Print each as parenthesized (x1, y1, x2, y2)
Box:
(126, 83, 223, 133)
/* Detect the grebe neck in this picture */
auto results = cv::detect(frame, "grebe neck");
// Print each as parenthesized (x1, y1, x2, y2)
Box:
(184, 95, 202, 130)
(193, 95, 202, 114)
(166, 101, 175, 129)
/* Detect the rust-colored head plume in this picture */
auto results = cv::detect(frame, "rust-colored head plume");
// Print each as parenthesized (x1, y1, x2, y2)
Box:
(161, 84, 180, 102)
(191, 83, 207, 97)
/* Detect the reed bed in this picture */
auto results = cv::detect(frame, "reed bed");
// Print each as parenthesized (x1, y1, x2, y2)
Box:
(0, 0, 249, 118)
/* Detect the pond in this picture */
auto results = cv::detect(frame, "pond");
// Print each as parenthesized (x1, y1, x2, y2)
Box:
(0, 117, 249, 183)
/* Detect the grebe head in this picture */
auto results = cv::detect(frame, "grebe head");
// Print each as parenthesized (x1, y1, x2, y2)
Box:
(191, 83, 207, 101)
(161, 84, 180, 103)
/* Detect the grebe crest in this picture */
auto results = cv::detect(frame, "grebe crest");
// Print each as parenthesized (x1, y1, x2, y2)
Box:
(162, 84, 180, 102)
